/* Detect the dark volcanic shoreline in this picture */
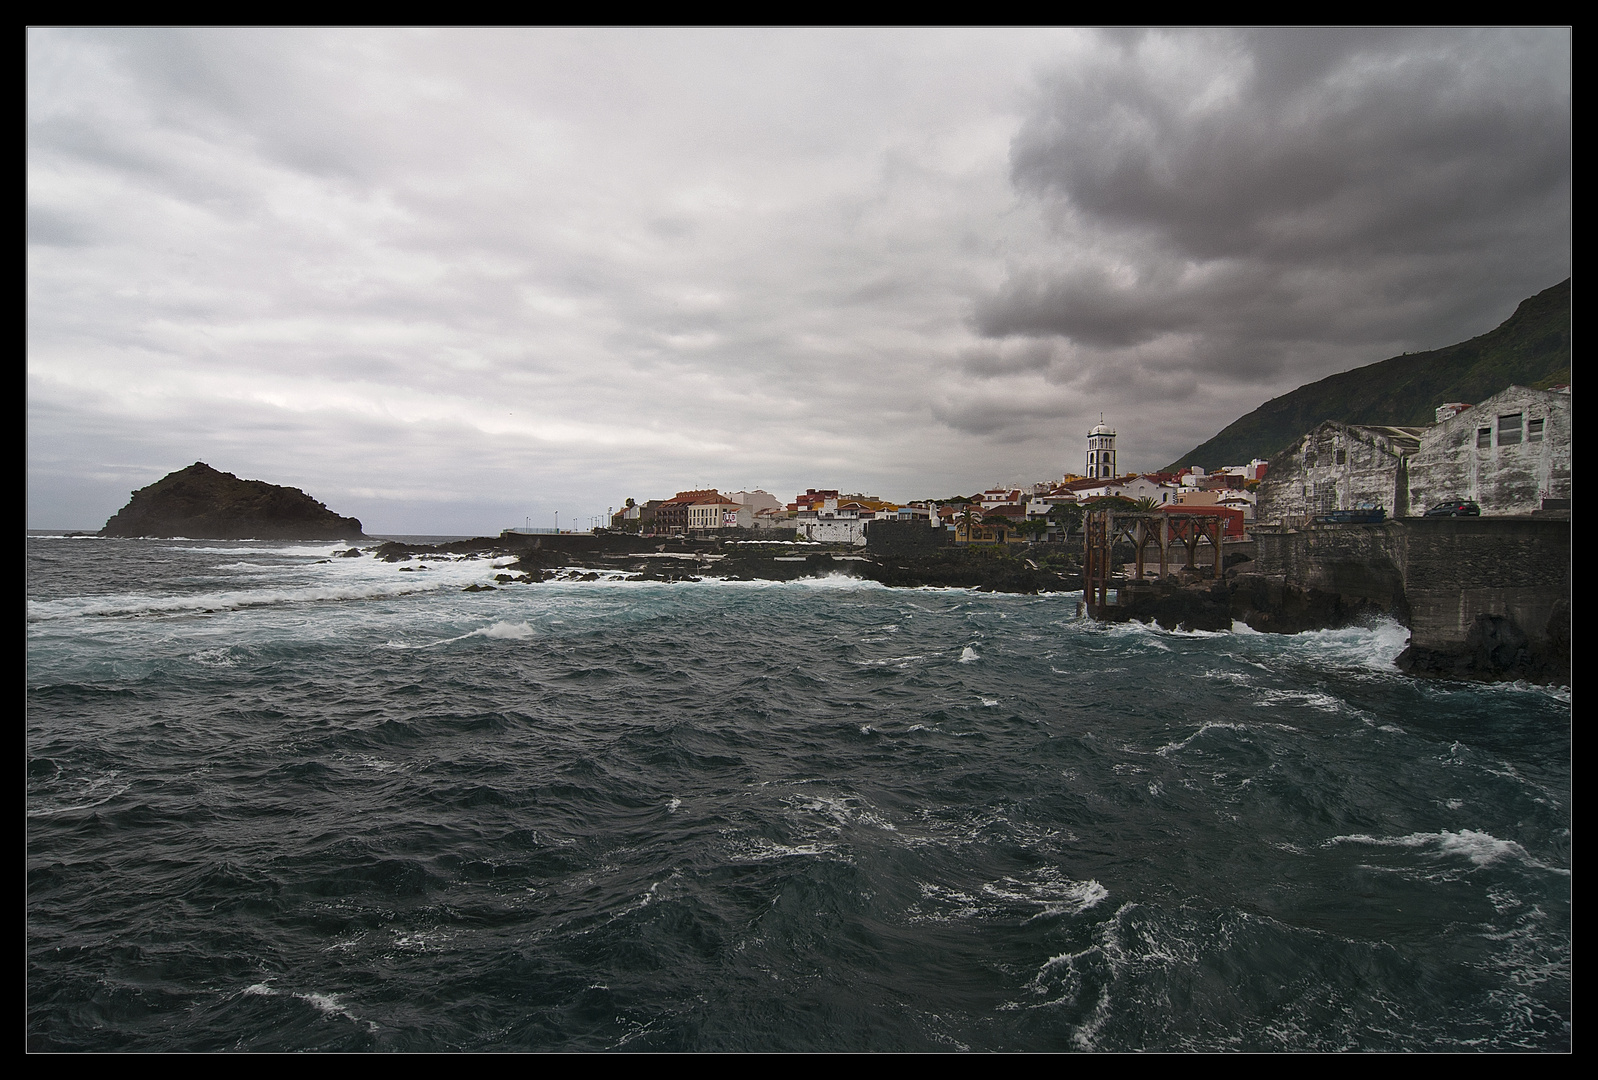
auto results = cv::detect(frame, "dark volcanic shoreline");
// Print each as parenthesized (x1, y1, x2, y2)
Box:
(364, 532, 1082, 594)
(351, 528, 1567, 686)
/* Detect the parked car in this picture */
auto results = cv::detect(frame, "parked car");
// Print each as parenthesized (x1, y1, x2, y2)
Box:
(1424, 499, 1481, 517)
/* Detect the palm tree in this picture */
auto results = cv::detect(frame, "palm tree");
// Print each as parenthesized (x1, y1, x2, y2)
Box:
(956, 503, 979, 543)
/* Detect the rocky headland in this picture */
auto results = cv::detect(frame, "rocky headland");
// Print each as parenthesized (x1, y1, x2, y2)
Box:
(100, 462, 365, 540)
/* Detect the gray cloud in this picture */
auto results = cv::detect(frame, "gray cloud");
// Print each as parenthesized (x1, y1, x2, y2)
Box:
(27, 29, 1570, 530)
(982, 28, 1570, 379)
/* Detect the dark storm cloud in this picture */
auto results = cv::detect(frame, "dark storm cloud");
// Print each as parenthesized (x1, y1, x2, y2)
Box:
(980, 28, 1570, 376)
(958, 338, 1059, 379)
(27, 29, 1572, 529)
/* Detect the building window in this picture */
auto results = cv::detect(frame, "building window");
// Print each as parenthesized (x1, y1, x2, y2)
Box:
(1498, 413, 1523, 446)
(1477, 427, 1492, 449)
(1335, 450, 1346, 465)
(1528, 417, 1545, 442)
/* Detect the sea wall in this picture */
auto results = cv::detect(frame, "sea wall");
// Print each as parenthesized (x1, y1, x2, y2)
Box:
(1399, 517, 1570, 681)
(1249, 517, 1570, 681)
(1252, 523, 1407, 613)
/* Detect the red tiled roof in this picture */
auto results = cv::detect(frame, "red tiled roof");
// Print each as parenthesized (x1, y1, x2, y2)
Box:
(662, 489, 723, 506)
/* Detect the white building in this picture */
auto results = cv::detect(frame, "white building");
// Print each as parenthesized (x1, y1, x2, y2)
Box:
(1085, 419, 1117, 479)
(1406, 386, 1572, 515)
(980, 488, 1024, 510)
(1068, 475, 1179, 505)
(727, 490, 783, 514)
(688, 497, 741, 530)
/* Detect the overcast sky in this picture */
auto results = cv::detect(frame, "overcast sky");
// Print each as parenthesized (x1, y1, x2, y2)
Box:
(28, 28, 1570, 534)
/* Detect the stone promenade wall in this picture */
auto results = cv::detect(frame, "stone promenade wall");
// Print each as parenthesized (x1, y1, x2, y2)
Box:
(1251, 516, 1569, 662)
(1252, 523, 1407, 613)
(1399, 517, 1570, 651)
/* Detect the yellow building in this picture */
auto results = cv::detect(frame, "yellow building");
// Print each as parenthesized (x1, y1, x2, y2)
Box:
(954, 519, 1017, 545)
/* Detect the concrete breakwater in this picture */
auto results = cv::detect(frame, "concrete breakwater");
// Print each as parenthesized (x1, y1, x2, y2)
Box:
(1075, 516, 1567, 684)
(1243, 517, 1570, 683)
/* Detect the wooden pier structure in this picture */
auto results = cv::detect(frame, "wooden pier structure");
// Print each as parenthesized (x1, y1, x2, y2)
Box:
(1082, 510, 1228, 620)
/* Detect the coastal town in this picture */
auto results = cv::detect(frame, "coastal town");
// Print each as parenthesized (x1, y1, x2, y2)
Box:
(552, 382, 1570, 550)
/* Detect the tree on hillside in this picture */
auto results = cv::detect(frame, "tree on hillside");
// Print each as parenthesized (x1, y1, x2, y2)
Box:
(1048, 502, 1084, 539)
(1082, 495, 1138, 513)
(1016, 517, 1051, 543)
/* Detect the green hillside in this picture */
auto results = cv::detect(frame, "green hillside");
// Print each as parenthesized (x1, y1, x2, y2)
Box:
(1166, 279, 1571, 471)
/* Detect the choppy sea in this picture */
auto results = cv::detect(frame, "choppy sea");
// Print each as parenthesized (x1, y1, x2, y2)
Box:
(26, 535, 1571, 1051)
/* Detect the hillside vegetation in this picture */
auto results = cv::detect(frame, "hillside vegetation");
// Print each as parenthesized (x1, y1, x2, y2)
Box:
(1167, 279, 1571, 471)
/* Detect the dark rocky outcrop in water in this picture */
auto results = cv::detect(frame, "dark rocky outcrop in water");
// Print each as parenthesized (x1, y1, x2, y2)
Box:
(1104, 579, 1235, 632)
(861, 548, 1075, 593)
(1227, 571, 1404, 634)
(100, 462, 365, 540)
(1395, 602, 1570, 684)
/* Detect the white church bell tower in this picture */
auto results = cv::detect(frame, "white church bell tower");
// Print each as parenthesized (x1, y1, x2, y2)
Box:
(1085, 417, 1117, 479)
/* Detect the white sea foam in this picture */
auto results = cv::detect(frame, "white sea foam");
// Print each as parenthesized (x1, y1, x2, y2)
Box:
(391, 929, 453, 951)
(790, 573, 888, 590)
(786, 791, 898, 832)
(1253, 687, 1348, 713)
(1325, 829, 1566, 872)
(959, 646, 979, 663)
(235, 982, 377, 1029)
(728, 837, 841, 862)
(169, 543, 354, 556)
(851, 654, 926, 668)
(26, 782, 130, 818)
(1255, 617, 1413, 671)
(914, 870, 1107, 924)
(388, 620, 537, 648)
(982, 871, 1109, 919)
(478, 620, 535, 640)
(29, 579, 467, 622)
(297, 991, 378, 1030)
(191, 646, 244, 667)
(1102, 622, 1176, 648)
(1154, 721, 1244, 756)
(913, 882, 983, 920)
